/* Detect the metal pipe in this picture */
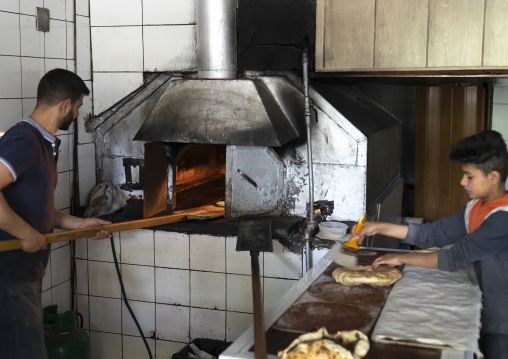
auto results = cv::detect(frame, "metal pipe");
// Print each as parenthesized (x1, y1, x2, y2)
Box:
(302, 48, 314, 272)
(197, 0, 237, 79)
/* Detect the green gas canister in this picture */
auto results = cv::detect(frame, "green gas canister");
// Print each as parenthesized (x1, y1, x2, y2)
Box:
(43, 305, 90, 359)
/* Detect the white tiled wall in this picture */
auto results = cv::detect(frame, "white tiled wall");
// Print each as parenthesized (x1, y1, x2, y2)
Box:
(0, 0, 93, 315)
(75, 229, 309, 358)
(89, 0, 197, 114)
(492, 86, 508, 145)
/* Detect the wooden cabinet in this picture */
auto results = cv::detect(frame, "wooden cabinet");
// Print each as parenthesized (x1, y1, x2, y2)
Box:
(415, 86, 485, 222)
(316, 0, 508, 72)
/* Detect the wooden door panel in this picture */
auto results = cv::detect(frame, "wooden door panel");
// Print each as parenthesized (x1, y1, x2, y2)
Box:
(415, 86, 485, 222)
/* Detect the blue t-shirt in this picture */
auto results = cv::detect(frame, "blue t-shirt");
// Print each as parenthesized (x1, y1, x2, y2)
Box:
(0, 118, 59, 283)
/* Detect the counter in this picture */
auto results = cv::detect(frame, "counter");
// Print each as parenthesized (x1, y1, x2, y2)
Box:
(220, 244, 480, 359)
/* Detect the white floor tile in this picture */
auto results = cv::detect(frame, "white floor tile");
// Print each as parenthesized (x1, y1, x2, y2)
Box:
(263, 277, 298, 314)
(55, 171, 71, 210)
(121, 264, 155, 302)
(122, 300, 156, 337)
(120, 229, 154, 266)
(92, 72, 143, 114)
(88, 233, 120, 262)
(190, 271, 226, 310)
(89, 296, 122, 333)
(90, 331, 122, 359)
(76, 0, 89, 16)
(90, 0, 142, 26)
(122, 336, 156, 359)
(0, 12, 21, 56)
(20, 0, 43, 16)
(190, 308, 225, 341)
(226, 236, 263, 275)
(0, 56, 21, 98)
(143, 25, 197, 72)
(155, 231, 189, 269)
(51, 245, 71, 286)
(156, 304, 190, 343)
(76, 16, 91, 81)
(226, 274, 255, 313)
(91, 27, 143, 71)
(190, 234, 225, 272)
(20, 15, 44, 57)
(88, 260, 121, 298)
(44, 0, 66, 20)
(263, 240, 302, 279)
(226, 312, 253, 342)
(143, 0, 195, 25)
(77, 294, 89, 330)
(21, 57, 44, 98)
(52, 281, 72, 312)
(45, 18, 67, 58)
(0, 99, 22, 130)
(75, 259, 88, 295)
(156, 267, 190, 306)
(0, 0, 19, 12)
(77, 143, 96, 207)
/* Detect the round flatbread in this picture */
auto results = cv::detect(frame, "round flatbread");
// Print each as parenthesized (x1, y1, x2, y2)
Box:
(332, 265, 402, 286)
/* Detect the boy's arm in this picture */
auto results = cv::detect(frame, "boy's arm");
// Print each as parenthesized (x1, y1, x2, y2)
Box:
(354, 221, 409, 245)
(372, 252, 438, 270)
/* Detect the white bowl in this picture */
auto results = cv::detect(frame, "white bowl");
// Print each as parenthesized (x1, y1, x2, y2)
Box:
(318, 222, 348, 238)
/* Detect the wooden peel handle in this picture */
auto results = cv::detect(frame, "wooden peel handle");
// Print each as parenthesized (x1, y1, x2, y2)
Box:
(0, 213, 188, 253)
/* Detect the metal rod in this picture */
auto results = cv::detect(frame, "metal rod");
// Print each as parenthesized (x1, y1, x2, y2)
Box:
(302, 48, 314, 272)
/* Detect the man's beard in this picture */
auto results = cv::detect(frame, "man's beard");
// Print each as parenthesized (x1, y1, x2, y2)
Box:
(58, 111, 75, 131)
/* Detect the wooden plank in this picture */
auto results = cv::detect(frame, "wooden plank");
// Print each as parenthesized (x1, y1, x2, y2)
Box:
(375, 0, 428, 68)
(323, 0, 375, 70)
(484, 0, 508, 66)
(0, 206, 225, 253)
(428, 0, 485, 67)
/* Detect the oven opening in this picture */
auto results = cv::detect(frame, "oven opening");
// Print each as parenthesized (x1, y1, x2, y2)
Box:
(172, 144, 226, 211)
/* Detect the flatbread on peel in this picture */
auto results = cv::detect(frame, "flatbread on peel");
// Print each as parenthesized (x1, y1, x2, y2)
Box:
(277, 327, 369, 359)
(332, 265, 402, 286)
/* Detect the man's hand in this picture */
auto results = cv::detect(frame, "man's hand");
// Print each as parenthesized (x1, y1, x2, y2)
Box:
(74, 218, 112, 240)
(19, 229, 47, 253)
(54, 210, 112, 240)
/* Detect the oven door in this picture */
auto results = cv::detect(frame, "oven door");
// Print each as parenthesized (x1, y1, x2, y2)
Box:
(225, 145, 283, 218)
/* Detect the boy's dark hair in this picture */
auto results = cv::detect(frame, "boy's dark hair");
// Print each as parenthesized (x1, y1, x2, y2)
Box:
(36, 68, 90, 107)
(450, 130, 508, 182)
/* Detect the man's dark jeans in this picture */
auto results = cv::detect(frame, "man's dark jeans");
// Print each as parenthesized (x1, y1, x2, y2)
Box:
(0, 279, 47, 359)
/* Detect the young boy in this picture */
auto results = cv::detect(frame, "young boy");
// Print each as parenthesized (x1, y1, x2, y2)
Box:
(355, 130, 508, 359)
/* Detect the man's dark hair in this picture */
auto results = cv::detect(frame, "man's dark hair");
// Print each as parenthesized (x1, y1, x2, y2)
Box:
(36, 68, 90, 106)
(450, 130, 508, 182)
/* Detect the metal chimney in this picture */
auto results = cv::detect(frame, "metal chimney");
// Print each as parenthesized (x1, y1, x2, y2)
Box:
(197, 0, 237, 79)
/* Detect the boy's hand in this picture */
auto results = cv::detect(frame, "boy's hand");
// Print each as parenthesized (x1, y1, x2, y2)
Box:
(352, 221, 381, 244)
(372, 253, 404, 270)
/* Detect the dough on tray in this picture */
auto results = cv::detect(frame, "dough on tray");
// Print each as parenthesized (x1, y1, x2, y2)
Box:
(332, 265, 402, 286)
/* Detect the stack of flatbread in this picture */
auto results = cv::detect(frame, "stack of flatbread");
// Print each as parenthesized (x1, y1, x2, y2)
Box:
(277, 327, 369, 359)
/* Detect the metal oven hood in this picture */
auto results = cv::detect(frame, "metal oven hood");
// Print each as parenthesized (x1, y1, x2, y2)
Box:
(133, 0, 304, 147)
(133, 76, 304, 146)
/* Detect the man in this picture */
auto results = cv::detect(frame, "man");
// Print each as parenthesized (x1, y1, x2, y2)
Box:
(0, 68, 111, 358)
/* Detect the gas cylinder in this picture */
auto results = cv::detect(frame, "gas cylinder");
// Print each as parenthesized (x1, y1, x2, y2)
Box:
(43, 305, 90, 359)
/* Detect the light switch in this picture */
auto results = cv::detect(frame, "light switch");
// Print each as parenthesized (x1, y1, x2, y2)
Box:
(36, 7, 50, 32)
